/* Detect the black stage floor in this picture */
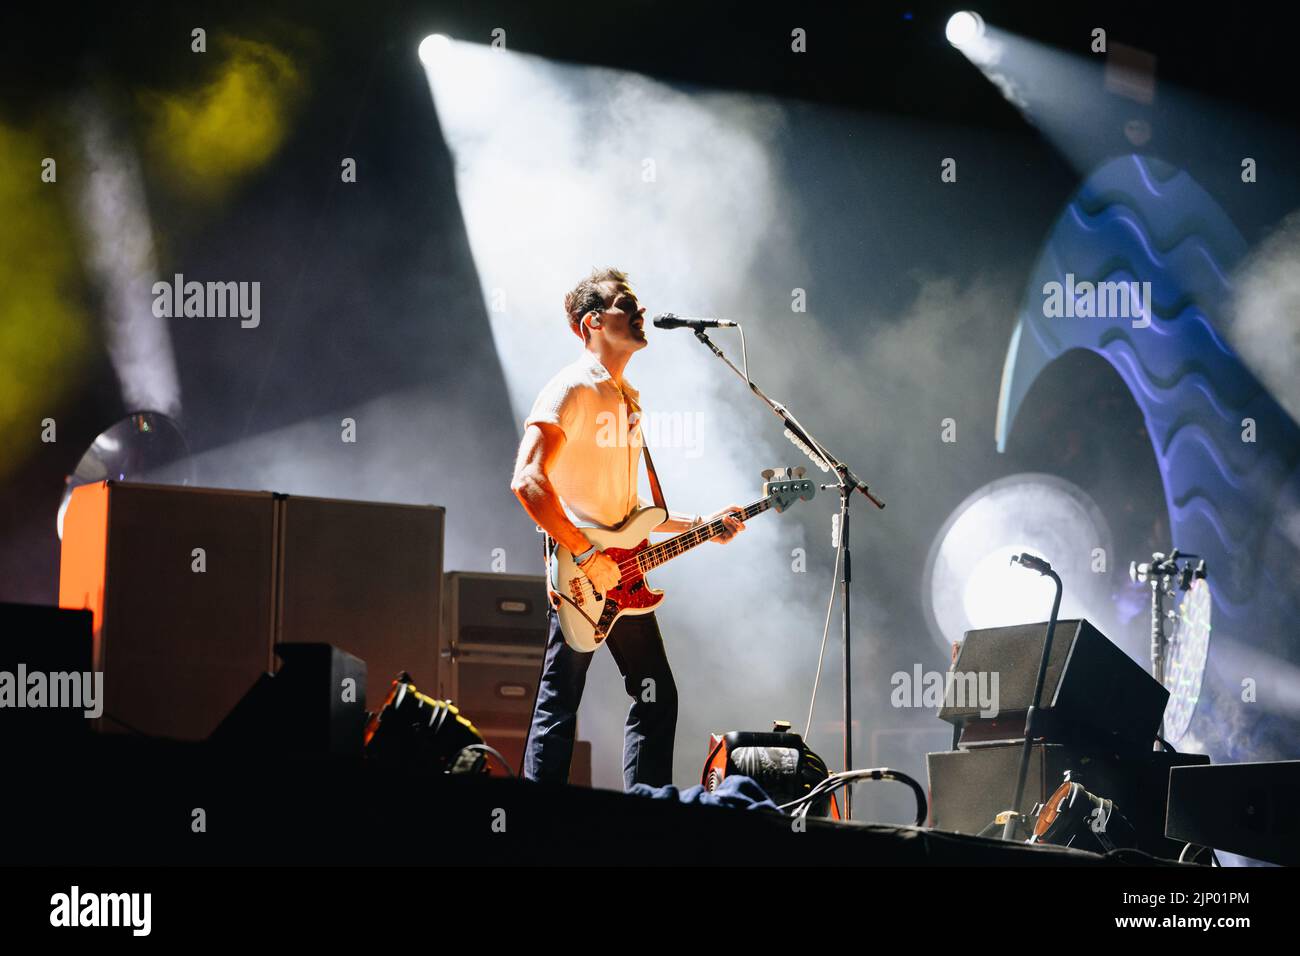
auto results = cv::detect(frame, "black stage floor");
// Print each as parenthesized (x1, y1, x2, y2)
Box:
(4, 735, 1187, 867)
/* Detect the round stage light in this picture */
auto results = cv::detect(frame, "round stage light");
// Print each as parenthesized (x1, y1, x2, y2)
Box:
(57, 412, 194, 540)
(922, 474, 1114, 652)
(417, 34, 452, 66)
(945, 11, 984, 47)
(962, 543, 1059, 630)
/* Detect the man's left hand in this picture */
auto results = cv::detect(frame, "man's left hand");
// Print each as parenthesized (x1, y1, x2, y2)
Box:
(708, 505, 747, 544)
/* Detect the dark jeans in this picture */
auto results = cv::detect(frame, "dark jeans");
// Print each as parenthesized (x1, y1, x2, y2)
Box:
(523, 607, 677, 790)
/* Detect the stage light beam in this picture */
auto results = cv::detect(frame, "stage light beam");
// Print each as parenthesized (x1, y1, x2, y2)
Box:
(419, 39, 813, 790)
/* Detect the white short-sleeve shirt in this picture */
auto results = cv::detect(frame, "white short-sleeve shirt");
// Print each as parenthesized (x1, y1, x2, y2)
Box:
(525, 349, 645, 529)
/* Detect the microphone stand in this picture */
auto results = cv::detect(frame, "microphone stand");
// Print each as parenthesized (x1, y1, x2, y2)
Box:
(691, 328, 884, 820)
(1002, 553, 1062, 841)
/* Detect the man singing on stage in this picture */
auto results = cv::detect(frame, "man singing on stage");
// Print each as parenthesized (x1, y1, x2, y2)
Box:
(510, 267, 745, 789)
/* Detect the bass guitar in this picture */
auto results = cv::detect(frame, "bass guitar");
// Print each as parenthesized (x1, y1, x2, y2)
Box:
(549, 467, 816, 652)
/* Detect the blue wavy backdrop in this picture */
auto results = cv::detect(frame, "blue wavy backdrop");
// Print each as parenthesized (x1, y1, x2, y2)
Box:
(996, 154, 1300, 761)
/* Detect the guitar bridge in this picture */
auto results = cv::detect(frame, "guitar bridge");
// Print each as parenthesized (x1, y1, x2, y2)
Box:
(568, 576, 586, 607)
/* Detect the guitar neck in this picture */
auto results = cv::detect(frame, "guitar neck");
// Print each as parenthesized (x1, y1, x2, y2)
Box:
(637, 498, 772, 572)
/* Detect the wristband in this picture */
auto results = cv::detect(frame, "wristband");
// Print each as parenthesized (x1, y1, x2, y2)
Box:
(574, 544, 598, 565)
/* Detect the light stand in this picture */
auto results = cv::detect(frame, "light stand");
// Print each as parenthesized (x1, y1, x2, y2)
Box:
(1129, 549, 1205, 683)
(691, 328, 884, 819)
(1129, 549, 1206, 738)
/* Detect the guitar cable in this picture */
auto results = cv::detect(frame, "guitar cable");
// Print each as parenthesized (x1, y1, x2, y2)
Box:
(803, 524, 844, 739)
(779, 768, 929, 827)
(454, 743, 518, 777)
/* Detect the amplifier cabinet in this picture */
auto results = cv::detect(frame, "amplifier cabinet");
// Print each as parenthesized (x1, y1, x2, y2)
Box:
(439, 572, 548, 733)
(59, 482, 445, 741)
(440, 572, 601, 786)
(276, 495, 444, 711)
(928, 743, 1208, 857)
(59, 481, 277, 740)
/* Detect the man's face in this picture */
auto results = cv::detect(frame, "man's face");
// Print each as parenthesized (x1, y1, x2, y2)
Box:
(593, 281, 648, 351)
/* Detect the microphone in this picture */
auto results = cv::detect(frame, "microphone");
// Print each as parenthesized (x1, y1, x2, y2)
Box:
(1010, 552, 1053, 575)
(653, 313, 737, 330)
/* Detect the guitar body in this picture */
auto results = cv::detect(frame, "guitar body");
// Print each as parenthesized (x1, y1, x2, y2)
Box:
(549, 506, 668, 652)
(545, 470, 816, 653)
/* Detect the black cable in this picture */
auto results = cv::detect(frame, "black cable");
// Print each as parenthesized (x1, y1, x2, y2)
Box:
(1178, 841, 1220, 866)
(454, 743, 517, 777)
(780, 767, 928, 826)
(1103, 846, 1189, 866)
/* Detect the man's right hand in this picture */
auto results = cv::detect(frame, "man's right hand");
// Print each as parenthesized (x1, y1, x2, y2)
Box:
(579, 550, 621, 593)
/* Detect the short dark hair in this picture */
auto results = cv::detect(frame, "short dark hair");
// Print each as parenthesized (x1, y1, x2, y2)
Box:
(565, 267, 628, 339)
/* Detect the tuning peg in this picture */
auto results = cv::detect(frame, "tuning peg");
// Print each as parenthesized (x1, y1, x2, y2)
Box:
(793, 466, 806, 479)
(761, 468, 776, 480)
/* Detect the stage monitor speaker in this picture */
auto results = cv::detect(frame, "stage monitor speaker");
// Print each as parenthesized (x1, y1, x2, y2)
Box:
(276, 496, 444, 712)
(940, 618, 1168, 754)
(928, 743, 1207, 857)
(0, 602, 94, 745)
(210, 643, 368, 757)
(1166, 760, 1300, 866)
(59, 481, 277, 740)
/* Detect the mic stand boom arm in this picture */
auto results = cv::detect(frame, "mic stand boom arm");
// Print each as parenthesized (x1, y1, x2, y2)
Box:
(691, 328, 884, 821)
(692, 330, 884, 508)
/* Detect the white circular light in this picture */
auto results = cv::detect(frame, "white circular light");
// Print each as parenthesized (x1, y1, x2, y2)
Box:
(962, 544, 1059, 629)
(945, 11, 984, 47)
(418, 34, 452, 67)
(923, 474, 1114, 651)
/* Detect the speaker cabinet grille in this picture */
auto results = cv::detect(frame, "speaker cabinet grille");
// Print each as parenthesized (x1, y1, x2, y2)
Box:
(277, 496, 444, 711)
(60, 482, 277, 740)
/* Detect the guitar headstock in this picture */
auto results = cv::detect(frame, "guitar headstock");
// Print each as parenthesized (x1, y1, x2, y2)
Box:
(761, 466, 816, 512)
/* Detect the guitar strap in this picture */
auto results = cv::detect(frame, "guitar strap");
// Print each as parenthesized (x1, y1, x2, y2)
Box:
(626, 385, 667, 513)
(539, 434, 668, 575)
(641, 438, 669, 512)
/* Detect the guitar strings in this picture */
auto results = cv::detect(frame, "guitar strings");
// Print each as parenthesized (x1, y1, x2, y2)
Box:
(569, 501, 768, 599)
(563, 486, 805, 618)
(614, 505, 762, 574)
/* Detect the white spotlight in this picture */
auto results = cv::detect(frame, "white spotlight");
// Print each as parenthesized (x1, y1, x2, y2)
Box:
(418, 34, 452, 67)
(923, 474, 1114, 652)
(945, 11, 984, 48)
(962, 543, 1056, 628)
